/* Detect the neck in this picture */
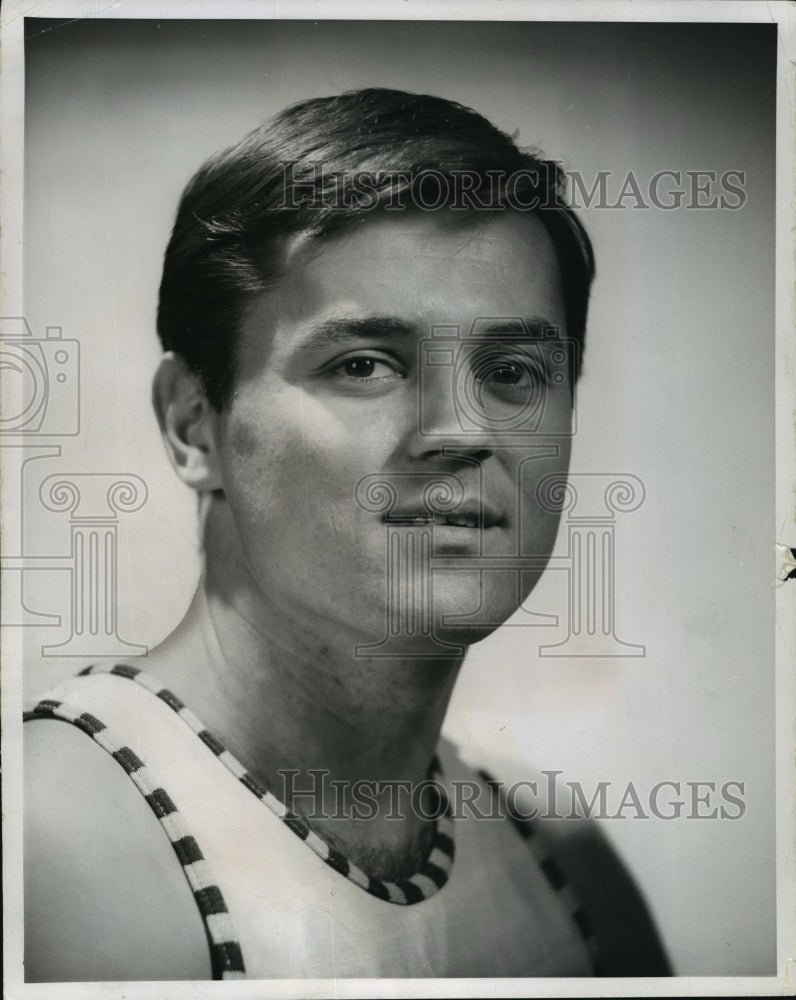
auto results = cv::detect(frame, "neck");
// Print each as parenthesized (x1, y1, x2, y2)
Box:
(149, 499, 464, 878)
(201, 575, 461, 789)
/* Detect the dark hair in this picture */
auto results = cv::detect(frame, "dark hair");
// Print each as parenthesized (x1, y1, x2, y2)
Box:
(157, 88, 595, 409)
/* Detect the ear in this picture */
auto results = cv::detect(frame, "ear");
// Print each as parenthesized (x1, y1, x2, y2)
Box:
(152, 353, 223, 492)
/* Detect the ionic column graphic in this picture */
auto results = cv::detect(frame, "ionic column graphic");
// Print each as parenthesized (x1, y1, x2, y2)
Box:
(38, 474, 148, 656)
(535, 473, 646, 657)
(354, 473, 466, 658)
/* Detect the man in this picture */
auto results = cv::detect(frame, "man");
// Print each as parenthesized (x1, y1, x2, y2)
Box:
(24, 88, 668, 980)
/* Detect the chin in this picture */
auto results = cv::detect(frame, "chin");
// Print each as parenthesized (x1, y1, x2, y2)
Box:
(431, 620, 502, 650)
(435, 568, 525, 631)
(359, 568, 521, 655)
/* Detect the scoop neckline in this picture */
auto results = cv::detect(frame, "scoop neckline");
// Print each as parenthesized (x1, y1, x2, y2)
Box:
(78, 662, 456, 906)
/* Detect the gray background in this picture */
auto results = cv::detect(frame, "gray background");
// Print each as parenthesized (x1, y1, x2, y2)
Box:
(20, 18, 775, 975)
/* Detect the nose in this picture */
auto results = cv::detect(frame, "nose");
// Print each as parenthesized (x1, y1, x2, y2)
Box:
(404, 364, 495, 464)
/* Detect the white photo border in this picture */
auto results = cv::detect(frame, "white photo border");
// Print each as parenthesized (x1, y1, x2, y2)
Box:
(2, 2, 793, 997)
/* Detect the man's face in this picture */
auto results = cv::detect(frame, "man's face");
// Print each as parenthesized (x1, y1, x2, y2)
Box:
(209, 210, 572, 651)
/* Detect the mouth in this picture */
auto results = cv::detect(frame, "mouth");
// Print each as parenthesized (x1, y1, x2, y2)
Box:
(383, 507, 505, 529)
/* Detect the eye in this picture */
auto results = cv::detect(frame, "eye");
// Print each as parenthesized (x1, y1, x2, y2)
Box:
(482, 361, 530, 386)
(339, 357, 392, 379)
(472, 354, 544, 391)
(324, 352, 406, 390)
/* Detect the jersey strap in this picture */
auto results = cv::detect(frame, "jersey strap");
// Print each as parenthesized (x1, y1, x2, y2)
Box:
(24, 696, 247, 981)
(477, 768, 603, 975)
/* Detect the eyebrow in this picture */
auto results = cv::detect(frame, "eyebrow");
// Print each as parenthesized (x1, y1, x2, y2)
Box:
(296, 314, 561, 350)
(296, 316, 421, 350)
(471, 317, 562, 338)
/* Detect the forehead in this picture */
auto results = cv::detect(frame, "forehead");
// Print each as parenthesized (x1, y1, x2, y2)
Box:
(241, 210, 565, 358)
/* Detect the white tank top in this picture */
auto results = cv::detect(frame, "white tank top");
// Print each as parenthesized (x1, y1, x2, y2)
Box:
(26, 665, 598, 980)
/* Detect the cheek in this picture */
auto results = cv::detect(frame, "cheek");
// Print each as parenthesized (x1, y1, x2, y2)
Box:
(515, 436, 572, 543)
(218, 391, 393, 529)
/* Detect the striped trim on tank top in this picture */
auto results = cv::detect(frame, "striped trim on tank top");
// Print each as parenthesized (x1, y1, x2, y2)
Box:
(477, 768, 603, 974)
(23, 696, 246, 980)
(79, 663, 456, 905)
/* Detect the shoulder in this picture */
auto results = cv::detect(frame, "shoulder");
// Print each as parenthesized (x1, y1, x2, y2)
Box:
(24, 709, 212, 982)
(440, 742, 671, 976)
(524, 814, 672, 976)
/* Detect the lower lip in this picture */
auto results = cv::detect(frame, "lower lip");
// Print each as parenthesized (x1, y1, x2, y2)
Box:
(432, 522, 481, 534)
(427, 522, 505, 546)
